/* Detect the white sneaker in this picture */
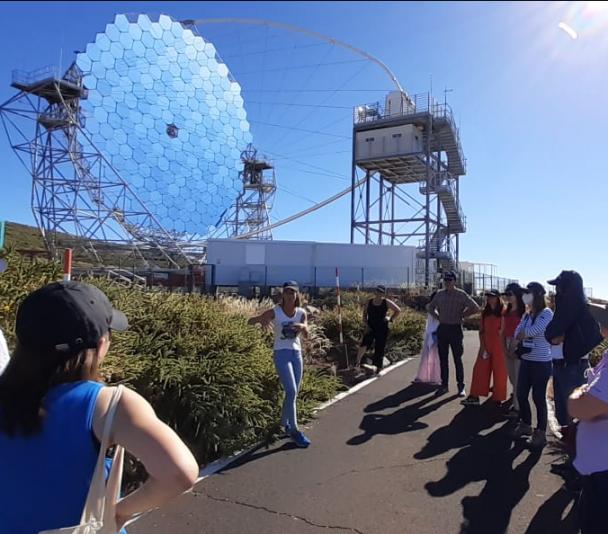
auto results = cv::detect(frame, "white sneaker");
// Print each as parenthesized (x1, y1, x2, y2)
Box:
(361, 363, 378, 375)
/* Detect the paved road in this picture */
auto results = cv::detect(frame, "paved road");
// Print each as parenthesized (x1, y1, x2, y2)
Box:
(131, 332, 579, 534)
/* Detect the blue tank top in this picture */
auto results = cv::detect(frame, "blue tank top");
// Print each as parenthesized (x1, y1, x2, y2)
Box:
(0, 381, 106, 533)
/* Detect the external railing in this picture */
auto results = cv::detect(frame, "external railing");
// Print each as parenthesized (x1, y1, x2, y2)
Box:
(354, 92, 466, 173)
(12, 66, 63, 86)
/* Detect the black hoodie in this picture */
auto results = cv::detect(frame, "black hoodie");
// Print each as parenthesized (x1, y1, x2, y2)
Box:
(545, 271, 603, 363)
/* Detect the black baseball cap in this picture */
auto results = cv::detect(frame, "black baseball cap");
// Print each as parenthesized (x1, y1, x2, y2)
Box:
(282, 280, 299, 291)
(522, 282, 546, 296)
(485, 289, 500, 297)
(501, 282, 522, 295)
(547, 270, 582, 287)
(16, 281, 128, 355)
(443, 270, 457, 281)
(375, 285, 386, 294)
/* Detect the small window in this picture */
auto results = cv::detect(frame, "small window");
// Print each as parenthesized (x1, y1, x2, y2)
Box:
(365, 137, 375, 142)
(392, 133, 402, 138)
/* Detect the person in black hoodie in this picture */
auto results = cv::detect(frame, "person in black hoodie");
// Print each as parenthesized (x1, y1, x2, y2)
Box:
(545, 271, 603, 473)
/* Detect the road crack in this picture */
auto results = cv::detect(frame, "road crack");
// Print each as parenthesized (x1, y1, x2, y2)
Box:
(316, 454, 452, 486)
(192, 491, 365, 534)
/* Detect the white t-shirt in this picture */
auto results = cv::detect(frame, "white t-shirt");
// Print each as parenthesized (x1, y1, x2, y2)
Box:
(574, 351, 608, 475)
(0, 329, 9, 374)
(273, 305, 305, 351)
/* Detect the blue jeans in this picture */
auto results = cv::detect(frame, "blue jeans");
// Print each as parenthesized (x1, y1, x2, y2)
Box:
(274, 349, 303, 431)
(553, 359, 589, 427)
(517, 359, 552, 431)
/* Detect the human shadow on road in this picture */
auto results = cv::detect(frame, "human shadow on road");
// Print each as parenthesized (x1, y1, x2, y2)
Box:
(218, 441, 298, 474)
(414, 401, 505, 460)
(363, 382, 438, 414)
(424, 420, 543, 534)
(524, 486, 579, 534)
(347, 392, 456, 446)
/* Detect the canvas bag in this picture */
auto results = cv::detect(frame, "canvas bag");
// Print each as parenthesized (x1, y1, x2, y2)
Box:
(40, 385, 125, 534)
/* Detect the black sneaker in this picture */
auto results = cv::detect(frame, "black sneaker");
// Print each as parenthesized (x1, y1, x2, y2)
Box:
(435, 386, 449, 396)
(550, 461, 572, 476)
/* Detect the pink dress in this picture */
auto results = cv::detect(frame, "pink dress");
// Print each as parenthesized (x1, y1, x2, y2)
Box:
(413, 315, 441, 385)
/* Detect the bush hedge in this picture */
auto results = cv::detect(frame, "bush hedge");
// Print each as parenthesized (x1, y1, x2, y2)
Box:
(0, 251, 340, 469)
(316, 303, 425, 367)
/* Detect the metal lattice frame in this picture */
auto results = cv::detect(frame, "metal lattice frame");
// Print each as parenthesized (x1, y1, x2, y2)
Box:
(0, 64, 190, 268)
(217, 144, 276, 240)
(351, 93, 466, 288)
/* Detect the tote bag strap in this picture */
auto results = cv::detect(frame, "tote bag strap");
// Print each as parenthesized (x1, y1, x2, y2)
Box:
(80, 385, 124, 525)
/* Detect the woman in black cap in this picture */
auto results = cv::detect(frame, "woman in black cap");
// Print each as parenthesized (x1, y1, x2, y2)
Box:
(0, 281, 198, 533)
(511, 282, 554, 449)
(500, 283, 526, 417)
(249, 281, 311, 448)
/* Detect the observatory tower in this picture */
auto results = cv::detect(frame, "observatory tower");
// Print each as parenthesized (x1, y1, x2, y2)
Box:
(224, 144, 276, 240)
(351, 90, 466, 287)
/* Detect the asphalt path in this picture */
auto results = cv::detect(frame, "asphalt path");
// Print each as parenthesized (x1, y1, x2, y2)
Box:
(130, 331, 579, 534)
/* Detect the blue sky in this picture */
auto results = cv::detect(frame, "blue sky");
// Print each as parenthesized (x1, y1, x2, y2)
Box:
(1, 1, 607, 297)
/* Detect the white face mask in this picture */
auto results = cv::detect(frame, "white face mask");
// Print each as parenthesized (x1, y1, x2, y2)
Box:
(522, 293, 534, 306)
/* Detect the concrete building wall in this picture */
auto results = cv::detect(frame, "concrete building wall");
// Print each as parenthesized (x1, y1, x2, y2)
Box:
(206, 239, 417, 289)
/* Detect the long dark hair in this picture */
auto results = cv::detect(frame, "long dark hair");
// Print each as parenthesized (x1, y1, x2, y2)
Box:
(0, 343, 101, 436)
(530, 293, 547, 318)
(482, 297, 504, 318)
(506, 293, 525, 318)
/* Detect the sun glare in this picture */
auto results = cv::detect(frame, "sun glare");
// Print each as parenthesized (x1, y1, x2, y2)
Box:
(558, 21, 578, 39)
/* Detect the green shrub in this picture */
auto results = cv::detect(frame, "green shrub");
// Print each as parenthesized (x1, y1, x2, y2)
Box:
(316, 303, 425, 367)
(0, 260, 340, 473)
(0, 248, 61, 347)
(89, 279, 339, 463)
(591, 338, 608, 366)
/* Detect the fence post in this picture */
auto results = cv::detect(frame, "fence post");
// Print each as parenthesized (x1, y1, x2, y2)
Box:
(63, 249, 73, 282)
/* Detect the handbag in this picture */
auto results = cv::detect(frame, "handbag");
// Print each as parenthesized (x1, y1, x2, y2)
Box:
(40, 385, 125, 534)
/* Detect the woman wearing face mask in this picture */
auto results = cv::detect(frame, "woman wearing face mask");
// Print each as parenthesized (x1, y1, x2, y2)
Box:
(511, 282, 554, 449)
(500, 283, 526, 418)
(248, 281, 311, 448)
(461, 290, 507, 406)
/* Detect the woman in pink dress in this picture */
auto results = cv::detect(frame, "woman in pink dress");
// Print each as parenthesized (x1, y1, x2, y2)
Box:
(413, 292, 442, 385)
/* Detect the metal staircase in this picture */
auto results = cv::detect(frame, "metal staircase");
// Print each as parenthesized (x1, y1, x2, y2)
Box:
(419, 171, 466, 234)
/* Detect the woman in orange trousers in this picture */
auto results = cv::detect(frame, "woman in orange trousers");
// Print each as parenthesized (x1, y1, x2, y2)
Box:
(461, 290, 508, 406)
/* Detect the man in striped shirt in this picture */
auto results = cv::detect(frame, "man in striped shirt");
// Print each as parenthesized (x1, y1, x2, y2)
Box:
(427, 271, 480, 396)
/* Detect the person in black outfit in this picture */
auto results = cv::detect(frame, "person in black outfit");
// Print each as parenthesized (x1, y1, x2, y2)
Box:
(545, 270, 603, 480)
(356, 285, 401, 374)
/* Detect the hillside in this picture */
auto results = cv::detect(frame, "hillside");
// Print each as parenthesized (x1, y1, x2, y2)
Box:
(3, 221, 177, 269)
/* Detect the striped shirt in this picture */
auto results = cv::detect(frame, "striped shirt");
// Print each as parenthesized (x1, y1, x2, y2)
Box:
(514, 308, 554, 362)
(427, 288, 480, 326)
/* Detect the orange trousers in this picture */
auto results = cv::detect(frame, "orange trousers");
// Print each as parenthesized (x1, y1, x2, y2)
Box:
(469, 341, 508, 401)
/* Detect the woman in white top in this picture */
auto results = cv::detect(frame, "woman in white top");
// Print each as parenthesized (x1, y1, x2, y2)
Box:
(248, 281, 311, 448)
